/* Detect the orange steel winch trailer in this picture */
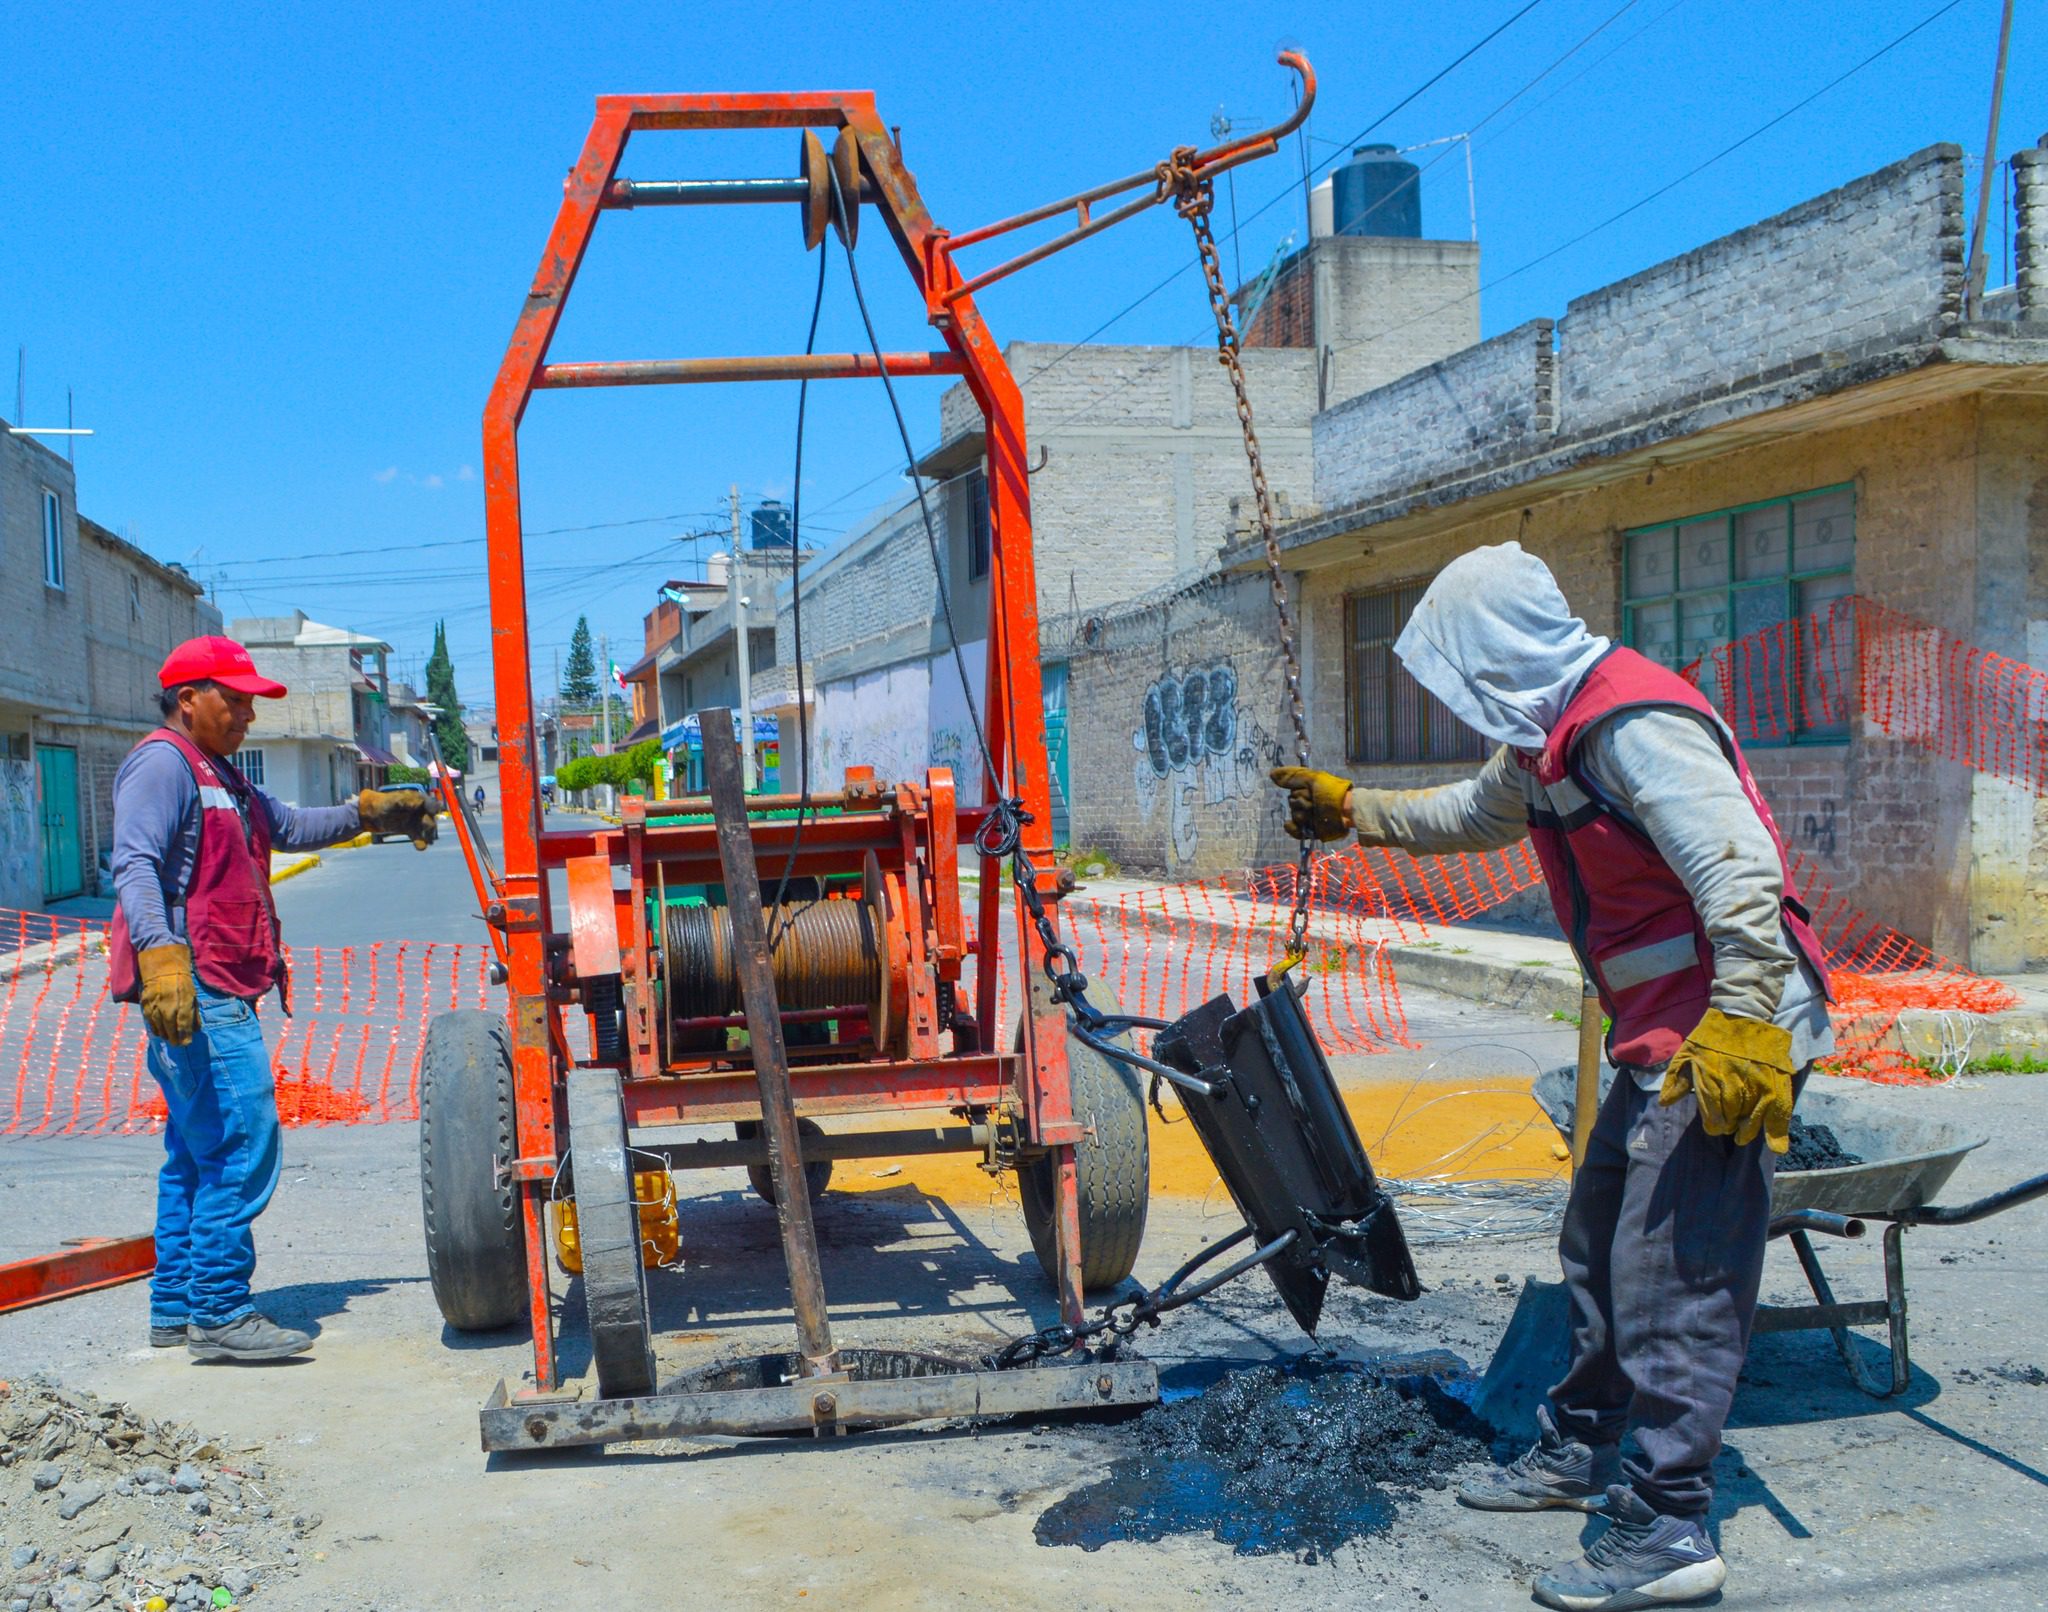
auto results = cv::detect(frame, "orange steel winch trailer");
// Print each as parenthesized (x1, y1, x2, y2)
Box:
(423, 60, 1315, 1451)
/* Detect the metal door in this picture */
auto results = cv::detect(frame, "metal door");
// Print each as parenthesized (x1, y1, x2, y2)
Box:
(36, 745, 83, 901)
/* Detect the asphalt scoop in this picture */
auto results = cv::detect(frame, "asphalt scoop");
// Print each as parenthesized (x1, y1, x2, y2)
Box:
(1783, 1117, 1863, 1172)
(0, 1376, 316, 1610)
(1036, 1360, 1488, 1559)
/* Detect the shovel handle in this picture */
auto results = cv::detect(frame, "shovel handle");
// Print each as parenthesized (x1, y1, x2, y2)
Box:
(1572, 974, 1602, 1170)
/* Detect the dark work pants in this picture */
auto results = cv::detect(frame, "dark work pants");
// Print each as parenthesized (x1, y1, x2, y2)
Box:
(1548, 1068, 1791, 1521)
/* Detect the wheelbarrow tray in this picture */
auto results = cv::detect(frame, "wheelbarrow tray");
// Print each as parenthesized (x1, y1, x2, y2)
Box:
(1530, 1066, 1986, 1217)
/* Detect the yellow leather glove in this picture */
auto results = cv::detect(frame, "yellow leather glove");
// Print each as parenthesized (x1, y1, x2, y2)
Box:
(1268, 767, 1354, 842)
(1659, 1006, 1796, 1153)
(357, 788, 439, 850)
(137, 944, 199, 1046)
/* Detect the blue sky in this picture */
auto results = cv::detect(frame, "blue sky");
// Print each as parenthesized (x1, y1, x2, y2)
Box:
(5, 0, 2037, 708)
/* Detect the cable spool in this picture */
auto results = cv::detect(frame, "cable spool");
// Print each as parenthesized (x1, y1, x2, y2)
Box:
(662, 891, 896, 1053)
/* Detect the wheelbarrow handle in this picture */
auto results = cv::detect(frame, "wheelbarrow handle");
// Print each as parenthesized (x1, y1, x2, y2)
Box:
(1897, 1169, 2048, 1227)
(1769, 1209, 1867, 1241)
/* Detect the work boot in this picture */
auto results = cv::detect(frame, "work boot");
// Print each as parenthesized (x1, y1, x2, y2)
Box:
(150, 1323, 189, 1348)
(1532, 1485, 1726, 1610)
(1458, 1405, 1619, 1511)
(187, 1313, 313, 1363)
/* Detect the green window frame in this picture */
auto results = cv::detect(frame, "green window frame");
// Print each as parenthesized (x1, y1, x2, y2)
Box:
(1622, 485, 1855, 745)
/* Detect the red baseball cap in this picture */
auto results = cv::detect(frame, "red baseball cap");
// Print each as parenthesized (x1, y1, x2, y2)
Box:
(158, 636, 288, 698)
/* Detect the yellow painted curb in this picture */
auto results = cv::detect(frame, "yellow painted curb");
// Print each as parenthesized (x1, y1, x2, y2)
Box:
(269, 854, 321, 886)
(331, 831, 375, 850)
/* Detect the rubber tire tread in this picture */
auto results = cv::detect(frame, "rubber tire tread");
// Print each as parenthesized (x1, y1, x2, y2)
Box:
(1017, 1027, 1150, 1292)
(565, 1067, 658, 1399)
(739, 1116, 834, 1206)
(419, 1009, 527, 1332)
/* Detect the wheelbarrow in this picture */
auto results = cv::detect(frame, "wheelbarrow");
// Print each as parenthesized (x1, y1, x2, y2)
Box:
(1526, 1067, 2048, 1398)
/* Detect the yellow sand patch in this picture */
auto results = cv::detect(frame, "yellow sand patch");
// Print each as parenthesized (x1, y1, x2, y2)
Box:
(828, 1077, 1566, 1204)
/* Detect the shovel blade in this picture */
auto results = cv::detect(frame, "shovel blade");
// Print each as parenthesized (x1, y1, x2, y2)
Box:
(1471, 1278, 1571, 1437)
(1156, 974, 1422, 1337)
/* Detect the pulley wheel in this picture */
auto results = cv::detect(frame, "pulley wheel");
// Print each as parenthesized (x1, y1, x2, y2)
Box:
(830, 128, 861, 246)
(799, 130, 830, 251)
(564, 1066, 657, 1399)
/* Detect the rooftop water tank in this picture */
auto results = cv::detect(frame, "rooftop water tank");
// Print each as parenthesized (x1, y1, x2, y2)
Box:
(749, 498, 793, 550)
(1332, 144, 1420, 239)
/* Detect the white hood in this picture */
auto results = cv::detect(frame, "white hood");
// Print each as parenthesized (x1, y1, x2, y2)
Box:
(1393, 542, 1610, 751)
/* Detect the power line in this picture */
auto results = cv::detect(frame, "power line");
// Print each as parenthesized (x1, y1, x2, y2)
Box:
(1321, 0, 1975, 367)
(802, 0, 1554, 525)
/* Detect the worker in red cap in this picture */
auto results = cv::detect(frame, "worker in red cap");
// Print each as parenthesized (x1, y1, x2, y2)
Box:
(108, 635, 440, 1362)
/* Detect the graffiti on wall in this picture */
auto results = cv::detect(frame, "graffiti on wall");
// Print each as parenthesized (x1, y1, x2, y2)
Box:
(1131, 662, 1271, 864)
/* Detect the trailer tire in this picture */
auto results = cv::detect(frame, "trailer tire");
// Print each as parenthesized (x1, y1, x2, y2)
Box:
(419, 1009, 527, 1332)
(737, 1117, 833, 1206)
(1016, 1021, 1150, 1293)
(565, 1066, 658, 1399)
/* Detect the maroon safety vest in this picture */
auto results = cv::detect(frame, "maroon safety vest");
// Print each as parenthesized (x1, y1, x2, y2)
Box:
(110, 727, 287, 1006)
(1516, 647, 1830, 1066)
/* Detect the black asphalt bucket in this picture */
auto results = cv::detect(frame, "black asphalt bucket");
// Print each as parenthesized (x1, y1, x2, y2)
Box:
(1154, 971, 1422, 1336)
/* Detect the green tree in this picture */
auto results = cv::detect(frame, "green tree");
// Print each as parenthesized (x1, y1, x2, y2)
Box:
(424, 621, 469, 770)
(562, 616, 599, 708)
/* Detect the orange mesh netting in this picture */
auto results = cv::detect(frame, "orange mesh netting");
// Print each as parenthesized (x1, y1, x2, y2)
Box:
(0, 917, 493, 1137)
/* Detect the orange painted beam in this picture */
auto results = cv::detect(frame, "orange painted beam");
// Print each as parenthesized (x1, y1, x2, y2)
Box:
(0, 1236, 154, 1315)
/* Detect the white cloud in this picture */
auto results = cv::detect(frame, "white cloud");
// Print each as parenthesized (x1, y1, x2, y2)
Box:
(373, 466, 399, 483)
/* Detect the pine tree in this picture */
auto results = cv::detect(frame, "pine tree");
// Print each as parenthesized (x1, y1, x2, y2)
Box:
(562, 616, 600, 708)
(424, 621, 469, 770)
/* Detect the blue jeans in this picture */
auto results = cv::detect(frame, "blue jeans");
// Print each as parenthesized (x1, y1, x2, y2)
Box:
(145, 983, 281, 1328)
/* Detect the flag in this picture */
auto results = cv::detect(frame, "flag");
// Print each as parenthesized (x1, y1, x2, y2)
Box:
(610, 661, 628, 697)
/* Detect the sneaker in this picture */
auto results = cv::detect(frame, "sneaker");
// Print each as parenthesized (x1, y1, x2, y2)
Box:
(1532, 1484, 1727, 1610)
(187, 1313, 314, 1363)
(150, 1323, 189, 1348)
(1458, 1405, 1620, 1511)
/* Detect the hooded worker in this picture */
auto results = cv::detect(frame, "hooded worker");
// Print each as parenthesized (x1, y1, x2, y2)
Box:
(1271, 543, 1830, 1612)
(109, 636, 440, 1362)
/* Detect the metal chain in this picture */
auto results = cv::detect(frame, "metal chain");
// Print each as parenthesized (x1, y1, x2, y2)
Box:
(1164, 149, 1317, 961)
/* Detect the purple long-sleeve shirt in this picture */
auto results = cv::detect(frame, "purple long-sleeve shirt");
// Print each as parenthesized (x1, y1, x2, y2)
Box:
(111, 737, 362, 952)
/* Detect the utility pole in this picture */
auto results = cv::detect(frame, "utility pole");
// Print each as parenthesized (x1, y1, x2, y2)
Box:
(1963, 0, 2017, 320)
(730, 484, 756, 790)
(599, 631, 615, 813)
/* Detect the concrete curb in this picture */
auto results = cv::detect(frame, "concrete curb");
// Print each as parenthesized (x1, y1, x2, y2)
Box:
(269, 854, 321, 885)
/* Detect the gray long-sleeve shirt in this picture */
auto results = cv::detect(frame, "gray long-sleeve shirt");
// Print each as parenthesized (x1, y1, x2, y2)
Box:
(1354, 707, 1833, 1069)
(111, 738, 362, 953)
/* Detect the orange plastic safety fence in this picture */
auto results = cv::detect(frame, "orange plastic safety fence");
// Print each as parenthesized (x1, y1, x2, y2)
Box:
(0, 915, 494, 1138)
(1684, 592, 2048, 793)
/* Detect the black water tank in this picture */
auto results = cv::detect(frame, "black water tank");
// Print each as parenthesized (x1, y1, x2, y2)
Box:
(1332, 144, 1420, 239)
(749, 499, 792, 550)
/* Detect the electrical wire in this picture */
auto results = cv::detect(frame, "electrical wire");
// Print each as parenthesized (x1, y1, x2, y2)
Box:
(800, 0, 1555, 528)
(1320, 0, 1974, 369)
(762, 230, 834, 946)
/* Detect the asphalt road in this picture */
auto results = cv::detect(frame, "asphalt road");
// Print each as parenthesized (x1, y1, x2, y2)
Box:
(5, 827, 2046, 1610)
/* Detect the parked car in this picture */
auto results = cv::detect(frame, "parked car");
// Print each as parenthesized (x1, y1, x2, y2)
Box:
(370, 782, 434, 842)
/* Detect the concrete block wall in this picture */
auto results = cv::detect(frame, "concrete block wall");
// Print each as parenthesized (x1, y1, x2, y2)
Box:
(2016, 142, 2048, 321)
(939, 342, 1318, 621)
(1313, 236, 1481, 410)
(1064, 569, 1299, 878)
(1313, 320, 1555, 512)
(1558, 145, 1964, 428)
(0, 426, 87, 723)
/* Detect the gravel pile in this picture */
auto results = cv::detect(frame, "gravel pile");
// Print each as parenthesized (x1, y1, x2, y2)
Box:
(0, 1377, 317, 1611)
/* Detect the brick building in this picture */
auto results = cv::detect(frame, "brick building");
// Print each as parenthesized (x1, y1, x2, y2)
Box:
(1062, 140, 2048, 974)
(230, 612, 395, 807)
(0, 423, 221, 906)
